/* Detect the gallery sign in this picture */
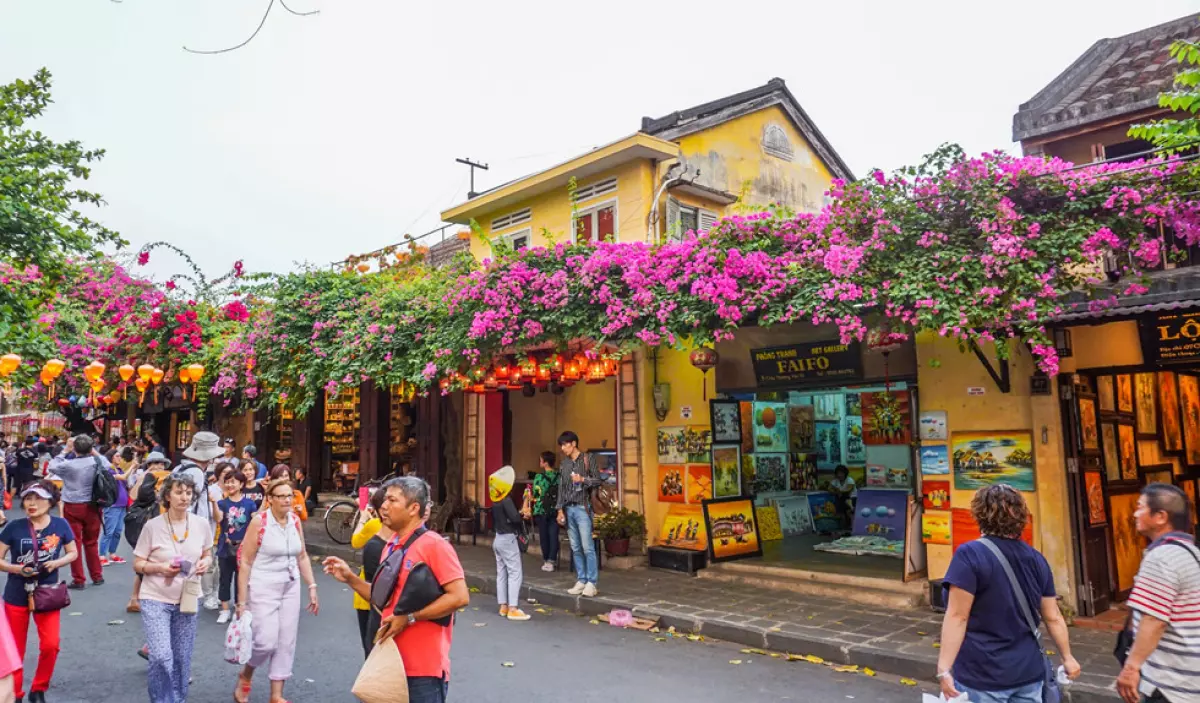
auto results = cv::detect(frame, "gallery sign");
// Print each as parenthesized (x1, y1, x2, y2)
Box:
(1139, 310, 1200, 366)
(749, 340, 861, 387)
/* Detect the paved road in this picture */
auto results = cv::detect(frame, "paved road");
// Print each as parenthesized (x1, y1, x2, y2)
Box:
(18, 521, 927, 702)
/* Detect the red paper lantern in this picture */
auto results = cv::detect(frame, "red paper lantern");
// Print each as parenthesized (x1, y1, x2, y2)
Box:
(586, 360, 607, 384)
(689, 346, 719, 400)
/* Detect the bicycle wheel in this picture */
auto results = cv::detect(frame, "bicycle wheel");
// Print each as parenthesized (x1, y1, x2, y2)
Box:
(324, 500, 359, 545)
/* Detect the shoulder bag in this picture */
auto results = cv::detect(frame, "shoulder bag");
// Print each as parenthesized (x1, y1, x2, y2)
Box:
(977, 538, 1060, 703)
(25, 520, 70, 613)
(369, 527, 427, 613)
(1114, 539, 1200, 665)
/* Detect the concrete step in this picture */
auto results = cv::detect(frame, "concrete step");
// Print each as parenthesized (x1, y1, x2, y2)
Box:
(698, 561, 927, 609)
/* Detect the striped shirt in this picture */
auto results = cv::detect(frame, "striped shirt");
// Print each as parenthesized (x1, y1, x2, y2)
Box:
(1128, 532, 1200, 703)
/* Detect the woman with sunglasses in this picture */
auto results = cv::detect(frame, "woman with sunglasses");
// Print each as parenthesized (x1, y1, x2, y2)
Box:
(234, 478, 319, 703)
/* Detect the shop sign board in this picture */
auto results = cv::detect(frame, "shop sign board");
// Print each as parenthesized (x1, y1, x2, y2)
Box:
(1139, 309, 1200, 366)
(749, 340, 861, 387)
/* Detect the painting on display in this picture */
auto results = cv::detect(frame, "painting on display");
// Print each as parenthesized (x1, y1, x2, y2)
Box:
(920, 444, 950, 475)
(1078, 397, 1100, 452)
(886, 467, 910, 487)
(1134, 372, 1159, 439)
(710, 400, 742, 444)
(1117, 374, 1134, 414)
(951, 431, 1036, 491)
(741, 454, 757, 491)
(845, 393, 862, 417)
(752, 402, 789, 453)
(788, 405, 816, 452)
(865, 464, 887, 486)
(813, 394, 843, 422)
(1141, 463, 1173, 486)
(701, 497, 762, 563)
(684, 427, 712, 464)
(1118, 423, 1138, 481)
(1108, 492, 1142, 593)
(1084, 471, 1107, 526)
(1178, 477, 1198, 524)
(739, 401, 755, 455)
(710, 445, 742, 499)
(1157, 371, 1183, 454)
(754, 453, 789, 493)
(952, 507, 1033, 551)
(1181, 374, 1200, 466)
(657, 504, 707, 552)
(919, 410, 948, 441)
(815, 421, 842, 465)
(806, 493, 842, 533)
(852, 488, 909, 539)
(921, 512, 951, 545)
(1101, 423, 1122, 482)
(1097, 375, 1115, 413)
(861, 391, 912, 445)
(789, 453, 817, 491)
(656, 465, 685, 504)
(774, 496, 814, 536)
(844, 415, 866, 464)
(757, 505, 784, 541)
(922, 480, 951, 510)
(686, 464, 714, 503)
(656, 427, 687, 465)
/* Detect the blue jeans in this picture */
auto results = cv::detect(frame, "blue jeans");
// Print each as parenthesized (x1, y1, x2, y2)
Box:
(100, 505, 126, 556)
(565, 505, 598, 584)
(535, 515, 559, 562)
(959, 680, 1043, 703)
(407, 676, 448, 703)
(141, 599, 198, 703)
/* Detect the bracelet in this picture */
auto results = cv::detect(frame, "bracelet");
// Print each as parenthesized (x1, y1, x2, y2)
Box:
(307, 583, 318, 589)
(935, 670, 952, 680)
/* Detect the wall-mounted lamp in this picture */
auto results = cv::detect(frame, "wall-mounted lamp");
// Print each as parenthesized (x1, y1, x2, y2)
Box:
(1053, 328, 1073, 358)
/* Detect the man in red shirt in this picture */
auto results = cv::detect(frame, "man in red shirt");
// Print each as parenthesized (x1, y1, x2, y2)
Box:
(324, 477, 469, 703)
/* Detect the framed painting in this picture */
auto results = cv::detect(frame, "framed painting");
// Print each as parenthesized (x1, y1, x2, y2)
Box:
(1101, 422, 1122, 483)
(710, 400, 742, 444)
(845, 393, 862, 417)
(657, 504, 707, 552)
(1118, 423, 1138, 481)
(702, 497, 762, 563)
(751, 402, 789, 453)
(951, 430, 1036, 491)
(710, 445, 742, 498)
(1108, 491, 1143, 595)
(813, 393, 843, 422)
(683, 427, 712, 464)
(922, 480, 951, 510)
(919, 410, 949, 441)
(1134, 372, 1158, 439)
(844, 415, 866, 463)
(788, 452, 817, 491)
(738, 401, 755, 455)
(757, 505, 784, 542)
(815, 421, 842, 465)
(1078, 396, 1100, 452)
(1141, 463, 1173, 487)
(920, 444, 950, 475)
(1097, 375, 1116, 414)
(740, 454, 757, 493)
(685, 464, 714, 503)
(774, 495, 814, 536)
(1084, 470, 1107, 526)
(656, 427, 687, 464)
(787, 405, 815, 453)
(807, 493, 842, 532)
(1181, 374, 1200, 467)
(1158, 371, 1184, 454)
(1175, 475, 1198, 531)
(753, 453, 789, 493)
(1117, 374, 1134, 414)
(861, 391, 912, 445)
(656, 465, 685, 504)
(921, 512, 951, 545)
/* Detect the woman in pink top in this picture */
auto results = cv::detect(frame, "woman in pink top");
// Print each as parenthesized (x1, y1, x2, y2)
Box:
(0, 609, 20, 703)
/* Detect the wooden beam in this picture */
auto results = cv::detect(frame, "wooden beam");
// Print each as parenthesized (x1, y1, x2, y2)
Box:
(969, 341, 1011, 394)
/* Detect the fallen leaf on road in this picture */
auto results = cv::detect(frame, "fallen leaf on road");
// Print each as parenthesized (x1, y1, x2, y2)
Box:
(768, 653, 782, 658)
(932, 643, 941, 648)
(807, 615, 814, 620)
(785, 654, 805, 661)
(834, 665, 859, 673)
(107, 619, 124, 626)
(740, 648, 767, 655)
(649, 626, 660, 633)
(769, 626, 782, 632)
(68, 612, 82, 617)
(862, 668, 876, 677)
(728, 660, 743, 665)
(471, 607, 479, 611)
(469, 587, 480, 593)
(535, 608, 548, 614)
(501, 662, 515, 668)
(916, 631, 927, 636)
(1046, 649, 1056, 655)
(654, 637, 666, 642)
(686, 634, 703, 642)
(473, 623, 487, 628)
(589, 619, 599, 625)
(457, 608, 466, 613)
(667, 626, 676, 633)
(803, 655, 824, 664)
(900, 678, 917, 686)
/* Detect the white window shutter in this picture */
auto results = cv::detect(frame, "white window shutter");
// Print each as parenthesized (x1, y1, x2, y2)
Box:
(666, 197, 680, 242)
(699, 209, 718, 233)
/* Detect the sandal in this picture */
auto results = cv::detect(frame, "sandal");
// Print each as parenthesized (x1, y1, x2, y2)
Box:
(233, 675, 252, 703)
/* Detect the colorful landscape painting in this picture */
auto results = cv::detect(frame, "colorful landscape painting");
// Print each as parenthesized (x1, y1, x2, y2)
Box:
(922, 480, 950, 510)
(683, 426, 712, 463)
(951, 430, 1036, 491)
(922, 512, 951, 545)
(702, 497, 762, 563)
(920, 444, 949, 475)
(807, 493, 842, 532)
(657, 504, 707, 552)
(686, 464, 713, 503)
(861, 391, 912, 445)
(656, 426, 687, 464)
(815, 421, 841, 465)
(752, 402, 789, 453)
(711, 445, 742, 498)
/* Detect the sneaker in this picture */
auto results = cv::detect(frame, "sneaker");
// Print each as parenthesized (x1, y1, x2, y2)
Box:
(203, 596, 220, 611)
(100, 557, 110, 567)
(68, 582, 86, 591)
(540, 562, 553, 572)
(581, 583, 598, 597)
(29, 692, 45, 703)
(92, 577, 104, 586)
(498, 605, 509, 617)
(506, 608, 531, 621)
(567, 581, 586, 595)
(109, 555, 127, 565)
(137, 645, 149, 661)
(216, 610, 231, 624)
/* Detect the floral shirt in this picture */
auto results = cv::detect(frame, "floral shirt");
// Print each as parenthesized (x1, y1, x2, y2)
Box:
(531, 470, 559, 517)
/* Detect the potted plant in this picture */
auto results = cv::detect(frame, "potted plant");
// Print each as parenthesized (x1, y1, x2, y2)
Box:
(595, 507, 646, 557)
(448, 497, 479, 536)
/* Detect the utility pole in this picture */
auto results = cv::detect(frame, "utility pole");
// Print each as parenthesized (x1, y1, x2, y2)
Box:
(456, 157, 489, 199)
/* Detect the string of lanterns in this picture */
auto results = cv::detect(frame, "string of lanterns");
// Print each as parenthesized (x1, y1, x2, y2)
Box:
(443, 349, 621, 397)
(0, 355, 204, 409)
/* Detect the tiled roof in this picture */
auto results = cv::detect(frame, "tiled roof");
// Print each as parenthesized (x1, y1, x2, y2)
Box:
(1054, 267, 1200, 323)
(1013, 14, 1199, 143)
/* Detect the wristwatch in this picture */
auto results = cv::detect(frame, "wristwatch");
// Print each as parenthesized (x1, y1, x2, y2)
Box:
(406, 613, 417, 626)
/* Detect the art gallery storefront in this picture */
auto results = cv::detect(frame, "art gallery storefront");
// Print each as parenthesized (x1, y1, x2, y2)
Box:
(1052, 305, 1200, 617)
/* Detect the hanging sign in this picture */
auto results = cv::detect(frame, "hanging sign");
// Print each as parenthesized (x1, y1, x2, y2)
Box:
(1139, 310, 1200, 366)
(750, 341, 861, 387)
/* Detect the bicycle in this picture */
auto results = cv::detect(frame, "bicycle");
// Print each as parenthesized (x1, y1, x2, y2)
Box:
(323, 470, 399, 545)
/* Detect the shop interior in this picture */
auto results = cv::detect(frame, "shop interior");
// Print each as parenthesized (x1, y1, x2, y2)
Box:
(322, 385, 419, 491)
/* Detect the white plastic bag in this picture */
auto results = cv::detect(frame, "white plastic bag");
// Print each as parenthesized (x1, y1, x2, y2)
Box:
(923, 694, 968, 703)
(223, 612, 254, 665)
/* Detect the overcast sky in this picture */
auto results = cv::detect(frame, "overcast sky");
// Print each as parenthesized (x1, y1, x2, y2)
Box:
(2, 0, 1197, 278)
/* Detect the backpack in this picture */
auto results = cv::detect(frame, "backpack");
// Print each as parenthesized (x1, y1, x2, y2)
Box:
(91, 457, 119, 509)
(584, 453, 616, 516)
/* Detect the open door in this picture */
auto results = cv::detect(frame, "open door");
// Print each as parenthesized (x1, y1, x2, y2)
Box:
(1060, 374, 1113, 616)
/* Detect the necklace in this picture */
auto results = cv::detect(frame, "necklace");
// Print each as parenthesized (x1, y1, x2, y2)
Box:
(168, 515, 190, 543)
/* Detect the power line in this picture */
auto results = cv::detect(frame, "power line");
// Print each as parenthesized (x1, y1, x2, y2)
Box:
(183, 0, 318, 55)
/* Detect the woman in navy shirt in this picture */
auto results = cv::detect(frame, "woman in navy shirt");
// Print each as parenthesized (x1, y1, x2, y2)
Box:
(0, 481, 78, 702)
(937, 484, 1081, 701)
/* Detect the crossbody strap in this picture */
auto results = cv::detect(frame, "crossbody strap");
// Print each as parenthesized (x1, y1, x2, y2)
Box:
(978, 537, 1042, 641)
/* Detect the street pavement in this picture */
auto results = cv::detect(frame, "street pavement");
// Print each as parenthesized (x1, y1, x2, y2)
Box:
(27, 524, 930, 702)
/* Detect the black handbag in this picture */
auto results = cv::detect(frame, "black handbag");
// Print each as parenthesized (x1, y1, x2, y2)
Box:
(516, 520, 530, 554)
(393, 562, 451, 626)
(1114, 540, 1200, 665)
(369, 527, 426, 613)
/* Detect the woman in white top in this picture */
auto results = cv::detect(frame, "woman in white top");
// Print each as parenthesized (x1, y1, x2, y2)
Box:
(234, 478, 319, 703)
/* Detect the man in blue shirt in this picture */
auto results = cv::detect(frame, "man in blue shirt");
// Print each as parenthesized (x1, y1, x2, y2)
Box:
(243, 445, 267, 480)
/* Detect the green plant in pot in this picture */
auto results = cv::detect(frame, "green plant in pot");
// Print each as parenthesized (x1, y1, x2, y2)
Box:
(595, 507, 646, 557)
(448, 497, 479, 535)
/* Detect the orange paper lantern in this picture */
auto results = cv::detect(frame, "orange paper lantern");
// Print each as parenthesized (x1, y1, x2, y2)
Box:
(118, 364, 135, 382)
(137, 364, 155, 382)
(43, 359, 65, 378)
(179, 367, 192, 384)
(0, 354, 20, 376)
(150, 368, 164, 385)
(187, 363, 204, 380)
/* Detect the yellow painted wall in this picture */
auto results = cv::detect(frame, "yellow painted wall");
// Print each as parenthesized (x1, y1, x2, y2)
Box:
(916, 332, 1077, 604)
(503, 380, 618, 479)
(1066, 321, 1144, 370)
(672, 104, 833, 214)
(466, 160, 656, 260)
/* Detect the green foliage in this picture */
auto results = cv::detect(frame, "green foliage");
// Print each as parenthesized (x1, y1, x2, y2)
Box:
(1129, 37, 1200, 152)
(595, 506, 647, 541)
